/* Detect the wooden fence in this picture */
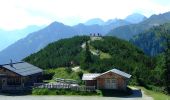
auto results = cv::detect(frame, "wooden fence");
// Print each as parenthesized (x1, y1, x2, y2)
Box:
(34, 83, 71, 89)
(71, 86, 96, 91)
(34, 83, 96, 91)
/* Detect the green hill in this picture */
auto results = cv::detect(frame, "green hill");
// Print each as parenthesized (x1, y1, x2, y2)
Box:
(24, 36, 155, 85)
(24, 36, 89, 69)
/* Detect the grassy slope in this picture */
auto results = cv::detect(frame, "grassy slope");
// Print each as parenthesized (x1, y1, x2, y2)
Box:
(100, 52, 112, 59)
(89, 42, 111, 59)
(46, 68, 81, 82)
(136, 86, 170, 100)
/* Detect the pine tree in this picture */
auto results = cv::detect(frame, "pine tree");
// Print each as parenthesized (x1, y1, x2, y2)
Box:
(84, 41, 92, 68)
(165, 40, 170, 93)
(85, 41, 92, 62)
(164, 31, 170, 94)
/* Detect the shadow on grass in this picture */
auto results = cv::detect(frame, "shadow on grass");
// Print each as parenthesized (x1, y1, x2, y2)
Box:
(101, 87, 142, 98)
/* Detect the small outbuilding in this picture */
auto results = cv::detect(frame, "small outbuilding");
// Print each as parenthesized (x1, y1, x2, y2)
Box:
(0, 61, 43, 91)
(82, 69, 131, 90)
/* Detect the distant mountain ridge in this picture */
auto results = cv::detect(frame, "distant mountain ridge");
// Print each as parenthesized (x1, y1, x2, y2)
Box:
(0, 22, 78, 64)
(84, 13, 147, 26)
(125, 13, 147, 24)
(0, 25, 45, 51)
(107, 11, 170, 40)
(73, 19, 131, 35)
(84, 18, 105, 25)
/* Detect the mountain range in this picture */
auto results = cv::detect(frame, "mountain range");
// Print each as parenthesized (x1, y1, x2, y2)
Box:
(125, 13, 147, 24)
(0, 13, 145, 53)
(1, 12, 169, 63)
(84, 13, 147, 26)
(107, 11, 170, 40)
(0, 19, 132, 64)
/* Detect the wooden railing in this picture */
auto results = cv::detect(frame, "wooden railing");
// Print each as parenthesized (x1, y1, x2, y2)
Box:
(71, 86, 96, 91)
(34, 83, 96, 91)
(34, 83, 71, 89)
(2, 85, 24, 90)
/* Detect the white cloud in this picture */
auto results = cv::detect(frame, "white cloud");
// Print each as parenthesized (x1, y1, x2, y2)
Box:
(0, 0, 170, 30)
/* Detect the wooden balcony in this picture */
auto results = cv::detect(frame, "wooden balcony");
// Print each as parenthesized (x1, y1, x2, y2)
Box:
(1, 85, 24, 91)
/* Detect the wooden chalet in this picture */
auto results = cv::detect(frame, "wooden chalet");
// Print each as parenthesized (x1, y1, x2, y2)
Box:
(82, 69, 131, 90)
(0, 61, 43, 91)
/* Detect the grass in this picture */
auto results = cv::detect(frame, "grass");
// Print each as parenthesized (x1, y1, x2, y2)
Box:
(136, 86, 170, 100)
(100, 52, 112, 59)
(45, 67, 81, 82)
(89, 44, 111, 59)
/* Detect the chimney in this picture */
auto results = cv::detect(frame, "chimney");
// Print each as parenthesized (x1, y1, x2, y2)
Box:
(10, 59, 13, 67)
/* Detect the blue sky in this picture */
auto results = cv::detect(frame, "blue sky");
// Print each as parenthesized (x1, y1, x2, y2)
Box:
(0, 0, 170, 30)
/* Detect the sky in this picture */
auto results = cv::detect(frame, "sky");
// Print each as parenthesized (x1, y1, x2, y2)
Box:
(0, 0, 170, 30)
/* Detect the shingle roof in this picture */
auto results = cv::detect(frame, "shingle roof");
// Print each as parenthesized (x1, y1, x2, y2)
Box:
(110, 69, 131, 78)
(82, 68, 131, 80)
(95, 69, 131, 79)
(0, 62, 43, 76)
(82, 73, 100, 80)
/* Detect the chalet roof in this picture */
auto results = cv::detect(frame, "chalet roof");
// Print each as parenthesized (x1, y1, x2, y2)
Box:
(97, 69, 132, 79)
(0, 62, 43, 76)
(82, 73, 100, 80)
(82, 68, 131, 80)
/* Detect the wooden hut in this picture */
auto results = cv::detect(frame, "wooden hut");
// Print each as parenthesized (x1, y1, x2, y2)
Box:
(82, 69, 131, 90)
(0, 61, 43, 91)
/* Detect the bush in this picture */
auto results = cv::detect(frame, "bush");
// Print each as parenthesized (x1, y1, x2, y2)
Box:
(77, 71, 83, 79)
(146, 85, 166, 93)
(96, 90, 103, 96)
(66, 67, 72, 73)
(32, 88, 99, 96)
(32, 88, 56, 95)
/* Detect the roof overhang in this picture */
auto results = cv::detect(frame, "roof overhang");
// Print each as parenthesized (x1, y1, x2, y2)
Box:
(82, 73, 101, 80)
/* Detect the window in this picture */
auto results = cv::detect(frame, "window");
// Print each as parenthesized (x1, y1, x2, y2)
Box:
(112, 79, 116, 83)
(107, 79, 110, 83)
(7, 77, 21, 85)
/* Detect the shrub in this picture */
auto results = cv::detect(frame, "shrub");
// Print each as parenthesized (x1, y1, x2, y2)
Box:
(32, 88, 99, 96)
(96, 90, 103, 96)
(32, 88, 56, 95)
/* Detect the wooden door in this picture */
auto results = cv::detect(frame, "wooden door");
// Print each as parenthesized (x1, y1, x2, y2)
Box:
(2, 78, 7, 86)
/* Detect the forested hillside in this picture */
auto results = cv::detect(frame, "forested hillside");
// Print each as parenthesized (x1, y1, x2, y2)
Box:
(130, 23, 170, 56)
(24, 36, 160, 86)
(24, 36, 89, 69)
